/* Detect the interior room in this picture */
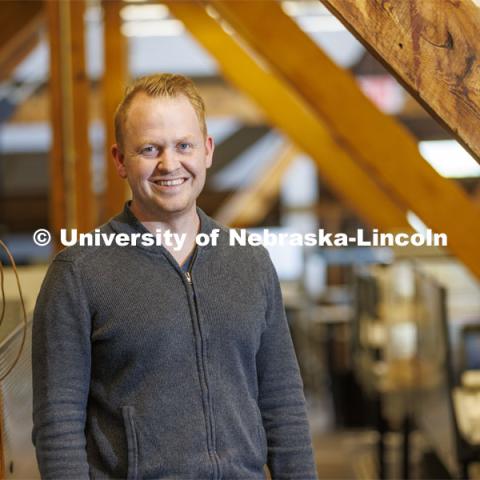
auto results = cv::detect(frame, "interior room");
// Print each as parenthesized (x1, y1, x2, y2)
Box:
(1, 1, 480, 478)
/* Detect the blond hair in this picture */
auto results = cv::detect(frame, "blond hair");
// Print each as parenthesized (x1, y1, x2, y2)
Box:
(114, 73, 207, 150)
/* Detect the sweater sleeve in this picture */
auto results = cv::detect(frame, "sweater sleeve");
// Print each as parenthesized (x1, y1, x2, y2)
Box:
(255, 248, 318, 480)
(31, 258, 92, 479)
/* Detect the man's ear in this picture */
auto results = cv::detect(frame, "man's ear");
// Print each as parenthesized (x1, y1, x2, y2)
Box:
(204, 135, 215, 169)
(112, 144, 128, 179)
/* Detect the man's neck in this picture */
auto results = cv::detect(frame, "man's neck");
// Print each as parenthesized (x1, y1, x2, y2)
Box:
(129, 201, 200, 266)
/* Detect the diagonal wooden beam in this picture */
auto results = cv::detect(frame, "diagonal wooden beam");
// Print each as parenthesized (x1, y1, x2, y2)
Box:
(211, 1, 480, 279)
(320, 0, 480, 164)
(165, 1, 410, 232)
(0, 31, 40, 83)
(214, 142, 298, 227)
(0, 1, 43, 81)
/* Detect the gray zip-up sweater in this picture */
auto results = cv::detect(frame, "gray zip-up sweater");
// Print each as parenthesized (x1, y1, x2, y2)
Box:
(32, 202, 318, 479)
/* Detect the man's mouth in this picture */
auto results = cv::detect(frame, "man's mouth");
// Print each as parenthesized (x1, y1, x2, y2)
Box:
(151, 178, 188, 187)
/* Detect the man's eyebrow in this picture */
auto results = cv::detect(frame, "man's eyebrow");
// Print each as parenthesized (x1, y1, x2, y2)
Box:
(175, 135, 196, 142)
(135, 139, 162, 145)
(137, 135, 196, 143)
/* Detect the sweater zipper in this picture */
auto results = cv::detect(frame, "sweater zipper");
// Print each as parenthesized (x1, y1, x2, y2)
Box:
(184, 251, 221, 479)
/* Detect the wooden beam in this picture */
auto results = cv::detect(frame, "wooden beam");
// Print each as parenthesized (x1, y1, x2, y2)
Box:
(70, 1, 95, 232)
(0, 31, 40, 83)
(165, 1, 410, 232)
(102, 0, 129, 221)
(320, 0, 480, 164)
(0, 1, 43, 81)
(210, 1, 480, 279)
(47, 0, 94, 240)
(214, 143, 298, 227)
(46, 0, 66, 248)
(473, 184, 480, 206)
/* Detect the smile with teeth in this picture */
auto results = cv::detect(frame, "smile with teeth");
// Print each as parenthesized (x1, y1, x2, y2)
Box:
(152, 178, 187, 186)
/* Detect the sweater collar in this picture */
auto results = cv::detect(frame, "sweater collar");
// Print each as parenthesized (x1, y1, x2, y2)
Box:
(109, 200, 217, 252)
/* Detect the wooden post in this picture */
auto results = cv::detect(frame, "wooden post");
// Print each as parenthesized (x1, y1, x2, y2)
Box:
(46, 0, 67, 248)
(102, 0, 129, 221)
(47, 0, 94, 242)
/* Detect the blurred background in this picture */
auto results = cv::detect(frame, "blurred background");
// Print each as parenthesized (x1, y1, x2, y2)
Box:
(1, 0, 480, 478)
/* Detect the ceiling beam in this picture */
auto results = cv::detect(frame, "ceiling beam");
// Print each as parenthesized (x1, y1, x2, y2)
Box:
(0, 1, 43, 81)
(165, 1, 410, 232)
(210, 1, 480, 279)
(214, 143, 298, 227)
(320, 0, 480, 164)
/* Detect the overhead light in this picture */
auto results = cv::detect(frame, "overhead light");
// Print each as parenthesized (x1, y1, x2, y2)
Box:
(120, 4, 169, 21)
(406, 211, 428, 234)
(419, 140, 480, 178)
(121, 19, 184, 37)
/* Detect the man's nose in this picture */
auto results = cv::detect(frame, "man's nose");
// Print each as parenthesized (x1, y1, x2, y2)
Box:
(156, 148, 179, 172)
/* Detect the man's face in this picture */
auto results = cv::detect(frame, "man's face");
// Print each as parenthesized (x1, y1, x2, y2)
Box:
(113, 92, 214, 221)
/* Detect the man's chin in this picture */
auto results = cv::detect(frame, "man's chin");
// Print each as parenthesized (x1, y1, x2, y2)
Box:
(150, 200, 196, 218)
(130, 197, 193, 221)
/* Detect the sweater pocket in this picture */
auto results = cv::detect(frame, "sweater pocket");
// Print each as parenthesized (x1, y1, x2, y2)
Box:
(122, 406, 139, 480)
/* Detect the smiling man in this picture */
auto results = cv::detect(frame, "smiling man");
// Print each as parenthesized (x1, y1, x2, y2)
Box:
(32, 74, 318, 479)
(111, 78, 214, 266)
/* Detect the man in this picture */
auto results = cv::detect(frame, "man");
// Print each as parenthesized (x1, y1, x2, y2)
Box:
(32, 73, 318, 479)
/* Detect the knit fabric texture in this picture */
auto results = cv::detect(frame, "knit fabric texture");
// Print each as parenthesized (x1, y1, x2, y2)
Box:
(31, 202, 318, 479)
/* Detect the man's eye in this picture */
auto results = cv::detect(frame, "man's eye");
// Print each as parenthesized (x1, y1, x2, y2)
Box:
(141, 146, 158, 156)
(178, 142, 192, 151)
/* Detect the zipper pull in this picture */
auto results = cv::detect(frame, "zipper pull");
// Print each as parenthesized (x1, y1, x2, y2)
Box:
(185, 271, 192, 284)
